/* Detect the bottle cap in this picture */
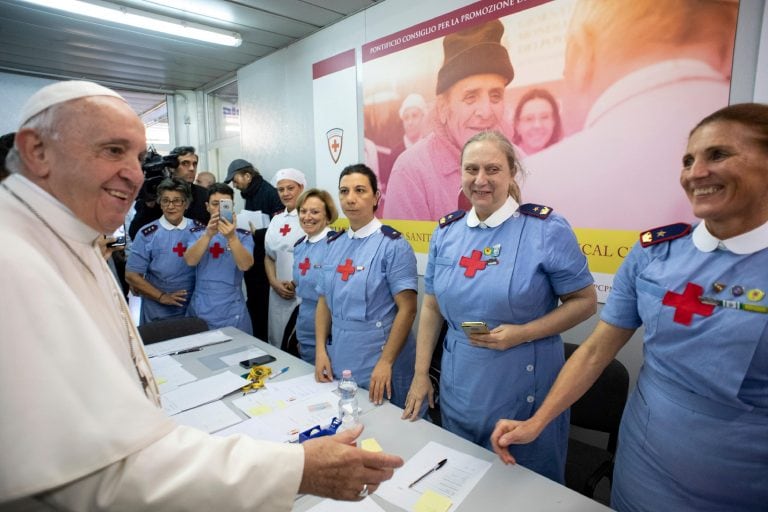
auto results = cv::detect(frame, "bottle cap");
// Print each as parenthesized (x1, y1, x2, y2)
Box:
(342, 369, 352, 378)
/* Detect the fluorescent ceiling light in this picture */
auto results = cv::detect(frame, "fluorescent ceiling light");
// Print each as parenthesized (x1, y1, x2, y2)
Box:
(21, 0, 242, 47)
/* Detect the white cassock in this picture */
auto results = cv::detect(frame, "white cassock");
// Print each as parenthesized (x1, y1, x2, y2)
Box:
(0, 174, 303, 511)
(264, 209, 303, 347)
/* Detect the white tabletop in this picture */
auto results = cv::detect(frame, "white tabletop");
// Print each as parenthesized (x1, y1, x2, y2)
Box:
(170, 327, 610, 511)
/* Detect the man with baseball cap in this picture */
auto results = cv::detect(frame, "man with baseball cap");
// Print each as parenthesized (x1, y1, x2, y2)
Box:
(384, 19, 515, 220)
(0, 80, 402, 510)
(225, 157, 283, 340)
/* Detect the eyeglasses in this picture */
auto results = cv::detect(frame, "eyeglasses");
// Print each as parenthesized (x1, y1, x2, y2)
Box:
(160, 198, 186, 206)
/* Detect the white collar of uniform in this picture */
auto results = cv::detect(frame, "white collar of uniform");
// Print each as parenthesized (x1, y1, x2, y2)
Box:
(692, 220, 768, 254)
(159, 216, 189, 231)
(308, 226, 331, 243)
(586, 59, 722, 128)
(348, 218, 382, 239)
(466, 196, 520, 229)
(284, 209, 298, 217)
(4, 174, 100, 244)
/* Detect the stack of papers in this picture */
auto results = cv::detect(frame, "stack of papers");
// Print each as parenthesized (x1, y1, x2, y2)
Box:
(144, 329, 232, 358)
(161, 371, 248, 416)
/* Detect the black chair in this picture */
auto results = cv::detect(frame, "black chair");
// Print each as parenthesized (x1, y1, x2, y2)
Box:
(138, 316, 209, 345)
(280, 305, 301, 359)
(563, 342, 629, 504)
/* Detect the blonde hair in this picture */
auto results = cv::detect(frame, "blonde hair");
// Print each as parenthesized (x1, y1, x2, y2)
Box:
(296, 188, 339, 224)
(461, 130, 523, 203)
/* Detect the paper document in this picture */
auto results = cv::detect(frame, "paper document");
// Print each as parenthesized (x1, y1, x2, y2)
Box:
(237, 209, 270, 231)
(144, 329, 232, 358)
(172, 400, 244, 433)
(376, 441, 491, 511)
(155, 364, 197, 394)
(162, 371, 248, 416)
(304, 496, 387, 512)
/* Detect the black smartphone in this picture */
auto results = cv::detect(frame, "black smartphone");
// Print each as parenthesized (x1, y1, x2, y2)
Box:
(239, 354, 276, 368)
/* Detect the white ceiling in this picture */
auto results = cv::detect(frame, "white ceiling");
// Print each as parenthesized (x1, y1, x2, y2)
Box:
(0, 0, 379, 115)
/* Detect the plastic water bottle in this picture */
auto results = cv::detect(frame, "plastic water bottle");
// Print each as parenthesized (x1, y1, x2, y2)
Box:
(337, 369, 359, 432)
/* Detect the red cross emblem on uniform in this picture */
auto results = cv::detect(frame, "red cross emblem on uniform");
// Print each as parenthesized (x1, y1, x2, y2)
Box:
(280, 224, 291, 236)
(337, 258, 355, 281)
(172, 242, 186, 257)
(459, 250, 487, 278)
(299, 257, 311, 276)
(209, 242, 225, 258)
(662, 282, 715, 325)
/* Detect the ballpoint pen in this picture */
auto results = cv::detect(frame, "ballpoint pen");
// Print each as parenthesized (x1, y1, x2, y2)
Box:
(169, 347, 202, 356)
(408, 458, 447, 488)
(269, 366, 290, 379)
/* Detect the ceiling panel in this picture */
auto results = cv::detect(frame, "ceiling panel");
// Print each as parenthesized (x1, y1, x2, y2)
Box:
(0, 0, 379, 115)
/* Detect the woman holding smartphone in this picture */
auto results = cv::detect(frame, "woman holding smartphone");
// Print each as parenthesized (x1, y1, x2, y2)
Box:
(401, 131, 596, 483)
(185, 183, 254, 333)
(314, 164, 417, 408)
(292, 188, 338, 364)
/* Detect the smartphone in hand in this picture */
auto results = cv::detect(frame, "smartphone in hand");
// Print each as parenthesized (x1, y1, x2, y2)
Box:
(461, 321, 490, 336)
(219, 199, 234, 223)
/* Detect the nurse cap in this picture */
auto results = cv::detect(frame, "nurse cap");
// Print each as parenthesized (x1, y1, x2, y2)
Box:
(272, 168, 307, 188)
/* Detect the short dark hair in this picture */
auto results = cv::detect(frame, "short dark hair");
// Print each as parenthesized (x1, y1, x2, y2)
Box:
(170, 146, 196, 157)
(208, 182, 234, 200)
(156, 177, 191, 203)
(691, 103, 768, 153)
(339, 164, 379, 212)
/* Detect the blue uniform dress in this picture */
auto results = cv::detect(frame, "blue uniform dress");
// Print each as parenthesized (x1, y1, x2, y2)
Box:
(292, 227, 332, 364)
(426, 199, 593, 483)
(603, 221, 768, 512)
(126, 217, 197, 325)
(318, 218, 417, 408)
(187, 227, 255, 334)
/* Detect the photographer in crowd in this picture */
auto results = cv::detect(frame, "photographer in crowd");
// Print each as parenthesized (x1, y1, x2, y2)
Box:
(128, 146, 210, 240)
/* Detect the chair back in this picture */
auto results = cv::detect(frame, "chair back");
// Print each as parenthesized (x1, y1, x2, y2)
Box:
(138, 316, 209, 345)
(564, 342, 629, 453)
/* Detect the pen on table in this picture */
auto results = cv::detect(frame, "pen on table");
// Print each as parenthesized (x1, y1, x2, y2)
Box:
(408, 458, 447, 489)
(269, 366, 289, 379)
(168, 347, 202, 356)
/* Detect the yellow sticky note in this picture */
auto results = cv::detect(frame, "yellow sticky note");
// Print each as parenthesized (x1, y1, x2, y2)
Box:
(413, 489, 452, 512)
(361, 438, 383, 452)
(248, 404, 272, 416)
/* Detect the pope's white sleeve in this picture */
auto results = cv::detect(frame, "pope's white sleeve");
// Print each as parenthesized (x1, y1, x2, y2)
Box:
(39, 425, 305, 512)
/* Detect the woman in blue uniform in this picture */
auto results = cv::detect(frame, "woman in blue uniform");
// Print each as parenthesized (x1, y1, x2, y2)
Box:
(292, 188, 338, 364)
(401, 131, 596, 483)
(491, 103, 768, 511)
(126, 178, 197, 324)
(315, 164, 417, 408)
(184, 183, 255, 334)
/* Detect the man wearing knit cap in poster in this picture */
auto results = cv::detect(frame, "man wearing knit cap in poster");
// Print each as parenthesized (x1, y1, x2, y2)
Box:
(0, 80, 402, 510)
(384, 19, 515, 221)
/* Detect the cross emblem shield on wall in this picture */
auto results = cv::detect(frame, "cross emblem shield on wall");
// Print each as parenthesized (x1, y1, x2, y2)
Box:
(326, 128, 343, 163)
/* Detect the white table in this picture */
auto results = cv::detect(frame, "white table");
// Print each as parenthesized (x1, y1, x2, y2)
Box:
(170, 327, 610, 511)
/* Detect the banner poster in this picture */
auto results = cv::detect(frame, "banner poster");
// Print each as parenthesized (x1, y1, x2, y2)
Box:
(313, 48, 359, 218)
(361, 0, 738, 301)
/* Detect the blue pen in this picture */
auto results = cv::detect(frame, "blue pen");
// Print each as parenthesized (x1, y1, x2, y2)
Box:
(269, 366, 289, 380)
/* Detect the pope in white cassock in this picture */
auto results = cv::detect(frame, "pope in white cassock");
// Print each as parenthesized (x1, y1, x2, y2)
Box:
(0, 81, 401, 511)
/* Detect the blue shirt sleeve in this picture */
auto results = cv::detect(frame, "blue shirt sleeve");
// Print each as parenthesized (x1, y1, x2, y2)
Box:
(125, 230, 150, 274)
(383, 237, 418, 297)
(601, 241, 645, 330)
(543, 214, 594, 296)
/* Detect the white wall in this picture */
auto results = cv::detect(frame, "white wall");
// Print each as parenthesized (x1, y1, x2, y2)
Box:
(0, 72, 56, 134)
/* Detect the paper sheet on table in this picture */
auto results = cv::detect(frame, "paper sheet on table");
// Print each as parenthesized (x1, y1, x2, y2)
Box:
(144, 329, 232, 358)
(304, 496, 387, 512)
(237, 209, 270, 231)
(218, 345, 268, 367)
(214, 415, 286, 443)
(376, 441, 491, 512)
(162, 371, 248, 416)
(155, 364, 197, 394)
(231, 389, 339, 441)
(172, 400, 244, 433)
(148, 355, 181, 373)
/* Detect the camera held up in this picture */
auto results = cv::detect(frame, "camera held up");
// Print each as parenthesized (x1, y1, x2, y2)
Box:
(139, 147, 178, 204)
